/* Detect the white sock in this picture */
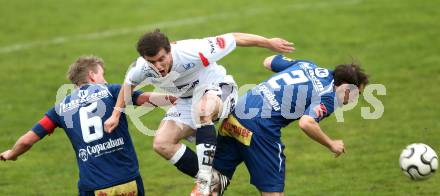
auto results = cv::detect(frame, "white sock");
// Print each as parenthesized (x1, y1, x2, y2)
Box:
(196, 143, 216, 179)
(169, 144, 186, 164)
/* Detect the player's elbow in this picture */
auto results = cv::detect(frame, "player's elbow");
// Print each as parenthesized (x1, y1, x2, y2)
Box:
(135, 93, 150, 106)
(18, 131, 40, 148)
(231, 32, 252, 46)
(18, 137, 35, 149)
(298, 116, 315, 130)
(263, 55, 276, 71)
(298, 119, 309, 130)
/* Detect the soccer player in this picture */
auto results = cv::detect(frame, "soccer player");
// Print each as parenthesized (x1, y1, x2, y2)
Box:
(103, 29, 294, 195)
(0, 56, 175, 195)
(210, 54, 369, 195)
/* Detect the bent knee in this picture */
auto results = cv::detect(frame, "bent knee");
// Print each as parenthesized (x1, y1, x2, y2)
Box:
(153, 138, 174, 155)
(198, 95, 222, 123)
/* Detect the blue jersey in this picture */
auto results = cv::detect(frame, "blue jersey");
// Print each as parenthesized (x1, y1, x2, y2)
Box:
(32, 84, 142, 191)
(232, 55, 338, 139)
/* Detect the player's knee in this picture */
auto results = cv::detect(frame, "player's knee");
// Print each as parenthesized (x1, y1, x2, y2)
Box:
(199, 115, 214, 124)
(198, 102, 215, 117)
(153, 138, 171, 156)
(198, 95, 222, 123)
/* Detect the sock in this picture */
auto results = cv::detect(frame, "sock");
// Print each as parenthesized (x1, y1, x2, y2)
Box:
(196, 124, 217, 179)
(169, 144, 199, 178)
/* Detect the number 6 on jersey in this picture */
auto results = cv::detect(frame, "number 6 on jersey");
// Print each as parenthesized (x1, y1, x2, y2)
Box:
(79, 102, 104, 143)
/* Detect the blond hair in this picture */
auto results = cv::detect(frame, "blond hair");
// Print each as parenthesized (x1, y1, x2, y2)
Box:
(67, 56, 104, 86)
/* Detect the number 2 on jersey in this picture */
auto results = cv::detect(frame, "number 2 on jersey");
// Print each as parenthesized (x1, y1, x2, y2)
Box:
(268, 70, 309, 89)
(79, 102, 103, 143)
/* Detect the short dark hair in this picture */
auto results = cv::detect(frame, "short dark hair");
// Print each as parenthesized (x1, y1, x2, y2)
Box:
(136, 29, 170, 57)
(333, 63, 369, 88)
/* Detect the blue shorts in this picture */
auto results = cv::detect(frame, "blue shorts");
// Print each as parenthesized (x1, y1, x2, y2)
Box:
(213, 131, 286, 192)
(79, 175, 145, 196)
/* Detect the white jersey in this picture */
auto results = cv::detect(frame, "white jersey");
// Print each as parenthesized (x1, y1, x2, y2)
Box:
(125, 33, 237, 98)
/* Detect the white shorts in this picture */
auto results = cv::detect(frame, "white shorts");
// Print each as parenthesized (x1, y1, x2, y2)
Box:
(162, 75, 238, 130)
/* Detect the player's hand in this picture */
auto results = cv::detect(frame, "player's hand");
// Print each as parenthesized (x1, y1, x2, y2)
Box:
(104, 114, 120, 133)
(0, 150, 17, 161)
(329, 140, 345, 158)
(268, 38, 295, 53)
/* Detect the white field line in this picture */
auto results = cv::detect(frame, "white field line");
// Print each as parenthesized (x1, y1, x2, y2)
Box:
(0, 0, 361, 54)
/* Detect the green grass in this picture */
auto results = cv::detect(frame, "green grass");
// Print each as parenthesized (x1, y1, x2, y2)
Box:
(1, 0, 439, 195)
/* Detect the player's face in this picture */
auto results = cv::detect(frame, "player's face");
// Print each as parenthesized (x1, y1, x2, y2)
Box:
(90, 65, 107, 84)
(145, 48, 172, 77)
(335, 83, 360, 105)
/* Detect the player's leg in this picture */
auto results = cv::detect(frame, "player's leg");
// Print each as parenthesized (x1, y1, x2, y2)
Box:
(195, 92, 222, 182)
(212, 134, 242, 180)
(153, 119, 198, 178)
(192, 129, 242, 196)
(210, 134, 243, 195)
(153, 98, 200, 178)
(194, 80, 238, 194)
(153, 119, 194, 159)
(242, 133, 286, 195)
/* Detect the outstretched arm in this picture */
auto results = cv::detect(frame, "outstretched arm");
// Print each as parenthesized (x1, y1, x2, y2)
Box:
(232, 33, 294, 53)
(298, 115, 345, 157)
(136, 92, 177, 107)
(0, 131, 41, 161)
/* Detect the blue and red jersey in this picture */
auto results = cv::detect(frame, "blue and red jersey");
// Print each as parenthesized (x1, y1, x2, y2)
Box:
(32, 84, 142, 191)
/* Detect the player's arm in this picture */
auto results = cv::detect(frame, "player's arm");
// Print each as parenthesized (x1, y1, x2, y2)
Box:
(1, 111, 58, 161)
(105, 86, 175, 132)
(104, 58, 151, 133)
(263, 55, 277, 71)
(263, 54, 298, 72)
(104, 83, 135, 133)
(189, 33, 292, 67)
(135, 92, 177, 107)
(116, 83, 135, 110)
(0, 131, 41, 161)
(298, 115, 345, 157)
(232, 33, 294, 53)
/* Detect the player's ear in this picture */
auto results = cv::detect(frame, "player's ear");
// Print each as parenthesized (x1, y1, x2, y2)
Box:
(343, 86, 351, 105)
(88, 70, 96, 83)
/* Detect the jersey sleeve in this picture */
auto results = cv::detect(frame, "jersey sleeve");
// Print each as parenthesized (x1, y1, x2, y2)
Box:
(125, 57, 155, 86)
(270, 54, 299, 72)
(107, 84, 143, 106)
(178, 33, 236, 66)
(31, 107, 60, 139)
(304, 95, 335, 123)
(132, 91, 143, 106)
